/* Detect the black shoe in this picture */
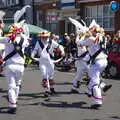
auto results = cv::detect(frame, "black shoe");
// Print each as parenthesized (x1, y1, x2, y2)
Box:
(44, 91, 51, 98)
(85, 92, 92, 97)
(103, 84, 112, 93)
(7, 107, 17, 114)
(76, 81, 80, 88)
(91, 104, 102, 110)
(71, 88, 79, 94)
(72, 81, 80, 89)
(19, 85, 22, 91)
(0, 74, 5, 77)
(50, 88, 56, 94)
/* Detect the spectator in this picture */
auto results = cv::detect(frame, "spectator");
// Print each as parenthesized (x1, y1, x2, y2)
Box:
(105, 34, 112, 53)
(113, 30, 120, 41)
(31, 34, 38, 48)
(58, 33, 68, 46)
(69, 33, 77, 58)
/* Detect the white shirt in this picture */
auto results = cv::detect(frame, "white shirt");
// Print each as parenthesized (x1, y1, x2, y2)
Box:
(78, 36, 107, 60)
(0, 35, 29, 65)
(76, 35, 90, 61)
(32, 39, 59, 57)
(32, 38, 64, 65)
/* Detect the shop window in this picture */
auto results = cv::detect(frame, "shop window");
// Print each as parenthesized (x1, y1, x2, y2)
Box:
(85, 4, 115, 31)
(7, 0, 11, 5)
(91, 6, 97, 18)
(67, 22, 75, 34)
(46, 22, 58, 34)
(97, 5, 103, 17)
(7, 0, 19, 6)
(51, 23, 58, 33)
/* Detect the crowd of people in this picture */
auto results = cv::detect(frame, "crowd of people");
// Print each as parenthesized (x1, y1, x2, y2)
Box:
(0, 6, 120, 114)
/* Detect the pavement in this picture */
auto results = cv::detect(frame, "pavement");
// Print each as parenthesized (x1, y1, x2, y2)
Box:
(0, 65, 120, 120)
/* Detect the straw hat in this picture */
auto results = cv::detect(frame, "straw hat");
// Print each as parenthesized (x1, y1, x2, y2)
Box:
(38, 30, 51, 37)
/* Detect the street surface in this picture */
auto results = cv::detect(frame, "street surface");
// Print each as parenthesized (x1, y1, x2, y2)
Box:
(0, 65, 120, 120)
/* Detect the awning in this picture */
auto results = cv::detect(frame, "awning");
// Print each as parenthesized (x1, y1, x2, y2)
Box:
(3, 23, 48, 35)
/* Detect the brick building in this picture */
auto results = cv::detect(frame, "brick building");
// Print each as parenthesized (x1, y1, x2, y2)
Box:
(35, 0, 79, 35)
(35, 0, 120, 35)
(75, 0, 120, 35)
(1, 0, 119, 36)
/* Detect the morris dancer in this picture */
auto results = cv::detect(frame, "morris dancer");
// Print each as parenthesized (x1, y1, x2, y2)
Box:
(0, 11, 6, 75)
(31, 31, 65, 97)
(0, 5, 30, 114)
(89, 21, 112, 93)
(78, 28, 108, 109)
(71, 32, 90, 93)
(68, 17, 90, 93)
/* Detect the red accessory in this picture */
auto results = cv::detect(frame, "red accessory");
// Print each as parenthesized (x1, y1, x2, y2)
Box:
(8, 33, 16, 41)
(55, 48, 61, 54)
(89, 26, 97, 32)
(17, 27, 23, 33)
(0, 58, 3, 63)
(11, 25, 23, 34)
(94, 36, 99, 43)
(42, 32, 45, 35)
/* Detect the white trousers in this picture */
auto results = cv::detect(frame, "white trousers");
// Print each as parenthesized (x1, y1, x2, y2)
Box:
(73, 59, 89, 86)
(5, 64, 24, 108)
(88, 58, 108, 105)
(39, 62, 54, 80)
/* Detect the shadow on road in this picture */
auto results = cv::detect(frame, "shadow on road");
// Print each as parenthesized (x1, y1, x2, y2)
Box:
(83, 118, 102, 120)
(40, 101, 91, 110)
(110, 116, 120, 119)
(19, 92, 45, 100)
(55, 82, 72, 85)
(2, 92, 45, 102)
(0, 107, 16, 115)
(0, 88, 7, 93)
(55, 81, 87, 86)
(55, 91, 85, 96)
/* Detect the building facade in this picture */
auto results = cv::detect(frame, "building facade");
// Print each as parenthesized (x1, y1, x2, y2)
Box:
(35, 0, 120, 35)
(0, 0, 33, 25)
(1, 0, 120, 35)
(35, 0, 79, 35)
(76, 0, 120, 35)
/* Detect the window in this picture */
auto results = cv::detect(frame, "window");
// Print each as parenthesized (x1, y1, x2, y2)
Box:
(36, 10, 43, 26)
(85, 5, 115, 31)
(0, 0, 6, 8)
(46, 22, 58, 34)
(11, 0, 16, 4)
(67, 22, 75, 34)
(91, 6, 97, 18)
(46, 11, 58, 33)
(7, 0, 11, 5)
(16, 0, 19, 4)
(51, 23, 58, 33)
(7, 0, 19, 6)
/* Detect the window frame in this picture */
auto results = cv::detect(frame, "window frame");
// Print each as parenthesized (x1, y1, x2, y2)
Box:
(85, 4, 115, 31)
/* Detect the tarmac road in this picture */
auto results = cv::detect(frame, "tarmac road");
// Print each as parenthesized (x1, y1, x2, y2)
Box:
(0, 65, 120, 120)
